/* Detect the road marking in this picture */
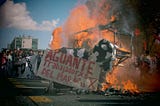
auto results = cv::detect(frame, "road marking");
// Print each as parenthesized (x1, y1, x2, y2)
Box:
(8, 78, 47, 89)
(8, 78, 24, 85)
(15, 84, 26, 88)
(28, 96, 53, 103)
(17, 86, 46, 89)
(8, 78, 31, 88)
(41, 80, 50, 84)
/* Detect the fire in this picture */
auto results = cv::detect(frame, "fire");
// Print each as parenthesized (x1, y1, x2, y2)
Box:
(49, 0, 139, 93)
(122, 80, 139, 93)
(50, 27, 63, 50)
(105, 57, 160, 93)
(101, 82, 110, 91)
(110, 15, 116, 23)
(49, 0, 160, 93)
(63, 4, 102, 49)
(50, 1, 114, 50)
(105, 65, 140, 93)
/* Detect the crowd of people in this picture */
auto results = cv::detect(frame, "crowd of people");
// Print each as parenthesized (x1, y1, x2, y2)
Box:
(1, 47, 160, 79)
(0, 48, 44, 78)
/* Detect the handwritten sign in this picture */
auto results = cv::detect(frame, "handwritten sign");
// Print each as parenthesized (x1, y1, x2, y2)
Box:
(37, 49, 101, 91)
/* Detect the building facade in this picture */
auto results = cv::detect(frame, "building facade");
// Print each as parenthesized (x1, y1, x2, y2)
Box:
(10, 36, 38, 50)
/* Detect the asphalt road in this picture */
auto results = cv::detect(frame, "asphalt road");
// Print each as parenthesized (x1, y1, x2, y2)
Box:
(0, 77, 160, 106)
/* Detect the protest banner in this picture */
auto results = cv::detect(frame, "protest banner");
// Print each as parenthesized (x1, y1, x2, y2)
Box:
(37, 49, 101, 91)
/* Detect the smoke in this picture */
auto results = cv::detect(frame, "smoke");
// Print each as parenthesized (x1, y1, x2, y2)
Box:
(49, 0, 160, 93)
(86, 0, 138, 33)
(50, 0, 138, 49)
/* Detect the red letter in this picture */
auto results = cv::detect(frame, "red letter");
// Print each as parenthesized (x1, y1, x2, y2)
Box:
(73, 57, 81, 69)
(41, 68, 49, 77)
(88, 77, 98, 90)
(45, 50, 53, 61)
(65, 55, 73, 67)
(81, 59, 87, 72)
(52, 52, 59, 62)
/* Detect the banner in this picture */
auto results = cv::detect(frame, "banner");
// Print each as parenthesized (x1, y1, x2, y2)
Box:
(37, 49, 101, 91)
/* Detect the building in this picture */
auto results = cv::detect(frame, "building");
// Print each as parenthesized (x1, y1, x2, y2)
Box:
(10, 36, 38, 50)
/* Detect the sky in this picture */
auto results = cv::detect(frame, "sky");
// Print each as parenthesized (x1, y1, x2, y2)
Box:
(0, 0, 78, 50)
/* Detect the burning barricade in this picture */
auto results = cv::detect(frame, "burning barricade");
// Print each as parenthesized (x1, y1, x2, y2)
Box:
(36, 37, 132, 95)
(36, 0, 160, 95)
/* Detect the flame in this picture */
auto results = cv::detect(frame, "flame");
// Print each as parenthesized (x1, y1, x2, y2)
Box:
(63, 5, 99, 49)
(110, 15, 116, 22)
(105, 63, 140, 93)
(122, 80, 139, 93)
(50, 1, 139, 93)
(104, 58, 160, 93)
(50, 1, 113, 50)
(49, 0, 160, 93)
(101, 82, 110, 91)
(49, 27, 63, 50)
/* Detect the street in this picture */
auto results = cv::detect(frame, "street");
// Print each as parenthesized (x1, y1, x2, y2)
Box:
(0, 77, 160, 106)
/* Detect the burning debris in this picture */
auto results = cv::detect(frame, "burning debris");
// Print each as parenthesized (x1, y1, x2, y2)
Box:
(48, 0, 160, 95)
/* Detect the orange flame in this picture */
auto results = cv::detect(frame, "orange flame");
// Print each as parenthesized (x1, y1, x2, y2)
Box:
(122, 80, 139, 93)
(49, 0, 160, 93)
(50, 2, 114, 50)
(104, 65, 140, 93)
(50, 1, 139, 93)
(63, 5, 99, 49)
(50, 27, 63, 50)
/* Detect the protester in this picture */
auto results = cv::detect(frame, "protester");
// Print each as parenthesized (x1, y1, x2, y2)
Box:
(6, 50, 13, 77)
(0, 48, 44, 78)
(0, 51, 7, 77)
(36, 51, 43, 70)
